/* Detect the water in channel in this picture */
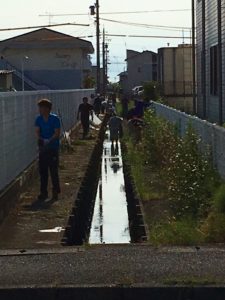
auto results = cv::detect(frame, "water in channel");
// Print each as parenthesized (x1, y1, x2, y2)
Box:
(89, 130, 131, 244)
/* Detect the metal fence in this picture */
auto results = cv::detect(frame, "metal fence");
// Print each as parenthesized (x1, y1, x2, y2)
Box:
(0, 89, 94, 192)
(152, 102, 225, 179)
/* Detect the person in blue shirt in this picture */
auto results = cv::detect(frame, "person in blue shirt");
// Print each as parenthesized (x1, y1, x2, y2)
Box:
(35, 99, 61, 201)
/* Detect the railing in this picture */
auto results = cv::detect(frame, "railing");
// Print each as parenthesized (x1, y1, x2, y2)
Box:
(5, 60, 50, 90)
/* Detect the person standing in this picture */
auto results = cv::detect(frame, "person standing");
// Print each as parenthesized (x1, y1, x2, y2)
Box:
(109, 113, 123, 144)
(77, 97, 93, 139)
(93, 94, 102, 116)
(35, 99, 61, 201)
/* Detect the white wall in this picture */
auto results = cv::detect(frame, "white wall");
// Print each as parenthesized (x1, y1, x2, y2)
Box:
(0, 89, 94, 192)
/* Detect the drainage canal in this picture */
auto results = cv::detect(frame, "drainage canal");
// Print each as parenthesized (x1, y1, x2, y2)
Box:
(62, 119, 146, 246)
(89, 130, 130, 244)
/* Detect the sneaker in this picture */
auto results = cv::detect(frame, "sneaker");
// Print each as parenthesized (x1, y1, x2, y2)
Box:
(37, 194, 48, 201)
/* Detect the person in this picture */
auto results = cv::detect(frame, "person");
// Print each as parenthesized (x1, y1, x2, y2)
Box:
(108, 113, 123, 144)
(77, 97, 93, 139)
(35, 99, 61, 201)
(93, 94, 102, 116)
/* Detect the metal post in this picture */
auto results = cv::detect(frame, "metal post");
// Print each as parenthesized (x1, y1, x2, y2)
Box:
(96, 0, 101, 94)
(192, 0, 197, 114)
(218, 0, 223, 125)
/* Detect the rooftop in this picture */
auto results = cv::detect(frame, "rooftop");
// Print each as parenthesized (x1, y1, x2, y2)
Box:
(0, 28, 94, 53)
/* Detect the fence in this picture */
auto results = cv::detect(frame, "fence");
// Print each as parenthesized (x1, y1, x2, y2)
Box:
(152, 102, 225, 179)
(0, 89, 94, 192)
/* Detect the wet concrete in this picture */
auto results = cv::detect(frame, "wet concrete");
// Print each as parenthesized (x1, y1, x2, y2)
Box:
(90, 130, 131, 244)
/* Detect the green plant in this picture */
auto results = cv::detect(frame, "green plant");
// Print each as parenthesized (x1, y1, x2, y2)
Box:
(143, 81, 162, 101)
(212, 184, 225, 213)
(150, 218, 204, 246)
(201, 212, 225, 243)
(166, 125, 219, 218)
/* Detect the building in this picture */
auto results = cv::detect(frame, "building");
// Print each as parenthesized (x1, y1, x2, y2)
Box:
(118, 71, 128, 95)
(121, 50, 157, 96)
(196, 0, 224, 124)
(158, 44, 193, 113)
(0, 28, 94, 90)
(0, 70, 13, 92)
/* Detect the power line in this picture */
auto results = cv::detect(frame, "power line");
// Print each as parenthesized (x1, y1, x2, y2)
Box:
(39, 9, 191, 17)
(105, 34, 192, 39)
(100, 18, 191, 31)
(0, 22, 89, 32)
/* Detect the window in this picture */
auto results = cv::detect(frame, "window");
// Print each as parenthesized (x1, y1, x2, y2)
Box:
(210, 45, 219, 95)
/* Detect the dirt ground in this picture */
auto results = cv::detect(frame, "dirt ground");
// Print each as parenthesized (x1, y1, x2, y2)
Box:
(0, 125, 100, 250)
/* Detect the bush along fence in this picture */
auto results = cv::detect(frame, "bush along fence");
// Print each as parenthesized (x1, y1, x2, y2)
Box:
(0, 89, 94, 192)
(125, 107, 225, 245)
(152, 102, 225, 180)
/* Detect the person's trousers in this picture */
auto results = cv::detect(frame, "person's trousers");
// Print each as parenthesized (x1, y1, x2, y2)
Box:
(39, 148, 60, 196)
(81, 119, 90, 138)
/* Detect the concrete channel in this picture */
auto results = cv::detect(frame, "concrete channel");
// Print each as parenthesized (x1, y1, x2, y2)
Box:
(62, 117, 147, 246)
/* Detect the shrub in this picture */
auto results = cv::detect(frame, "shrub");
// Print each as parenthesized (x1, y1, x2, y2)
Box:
(150, 218, 204, 246)
(166, 125, 218, 218)
(201, 212, 225, 243)
(212, 184, 225, 213)
(143, 81, 162, 101)
(142, 110, 178, 170)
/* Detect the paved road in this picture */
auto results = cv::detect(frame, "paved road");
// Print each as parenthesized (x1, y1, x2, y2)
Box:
(1, 245, 225, 288)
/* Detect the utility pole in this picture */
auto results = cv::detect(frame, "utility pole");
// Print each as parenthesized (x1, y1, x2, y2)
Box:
(105, 43, 109, 90)
(96, 0, 101, 94)
(102, 28, 106, 95)
(192, 0, 196, 115)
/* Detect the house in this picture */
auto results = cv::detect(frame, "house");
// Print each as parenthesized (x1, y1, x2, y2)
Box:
(196, 0, 224, 124)
(158, 44, 193, 113)
(0, 28, 94, 90)
(122, 50, 157, 96)
(118, 71, 128, 95)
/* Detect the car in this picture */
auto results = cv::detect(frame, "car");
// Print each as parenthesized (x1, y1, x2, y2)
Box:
(132, 85, 144, 96)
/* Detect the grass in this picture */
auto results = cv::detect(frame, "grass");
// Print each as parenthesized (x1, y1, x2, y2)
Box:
(123, 109, 225, 246)
(150, 219, 204, 246)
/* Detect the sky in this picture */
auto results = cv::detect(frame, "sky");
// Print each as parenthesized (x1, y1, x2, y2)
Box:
(0, 0, 192, 81)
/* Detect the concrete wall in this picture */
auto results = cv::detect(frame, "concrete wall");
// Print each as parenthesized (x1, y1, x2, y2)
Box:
(0, 89, 94, 192)
(152, 102, 225, 179)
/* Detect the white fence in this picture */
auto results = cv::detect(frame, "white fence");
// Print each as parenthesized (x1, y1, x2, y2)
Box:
(152, 102, 225, 179)
(0, 89, 94, 192)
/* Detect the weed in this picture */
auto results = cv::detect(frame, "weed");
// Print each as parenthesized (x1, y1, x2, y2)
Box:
(150, 218, 204, 246)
